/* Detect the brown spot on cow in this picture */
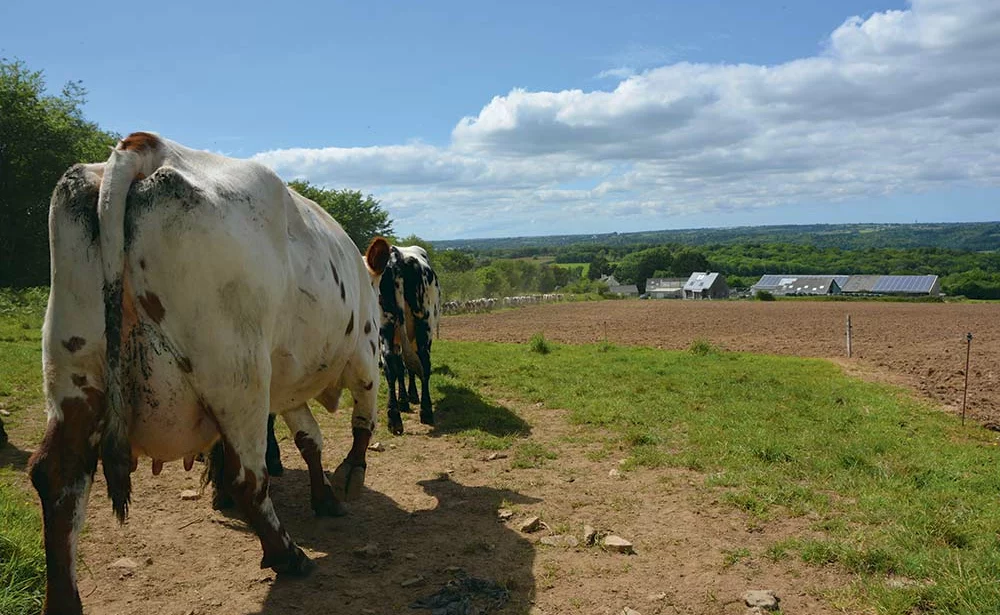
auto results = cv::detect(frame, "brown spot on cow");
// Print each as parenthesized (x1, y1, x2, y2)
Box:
(346, 313, 354, 335)
(138, 291, 165, 323)
(71, 374, 87, 387)
(119, 131, 161, 152)
(62, 336, 86, 353)
(364, 320, 372, 334)
(135, 172, 146, 181)
(177, 356, 193, 373)
(364, 381, 373, 391)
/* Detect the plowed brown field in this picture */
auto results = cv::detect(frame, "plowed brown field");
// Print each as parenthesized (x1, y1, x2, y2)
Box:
(442, 299, 1000, 425)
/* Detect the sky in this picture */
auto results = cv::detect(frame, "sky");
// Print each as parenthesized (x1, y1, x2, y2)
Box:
(2, 0, 998, 240)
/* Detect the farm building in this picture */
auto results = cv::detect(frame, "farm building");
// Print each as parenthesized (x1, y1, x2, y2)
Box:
(751, 275, 842, 296)
(683, 272, 729, 300)
(599, 274, 621, 288)
(645, 277, 687, 299)
(608, 284, 639, 297)
(751, 274, 941, 296)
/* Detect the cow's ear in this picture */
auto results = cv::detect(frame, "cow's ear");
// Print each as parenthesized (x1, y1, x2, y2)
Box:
(365, 237, 391, 275)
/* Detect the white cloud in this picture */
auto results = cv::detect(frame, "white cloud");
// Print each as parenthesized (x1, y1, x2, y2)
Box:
(252, 0, 1000, 238)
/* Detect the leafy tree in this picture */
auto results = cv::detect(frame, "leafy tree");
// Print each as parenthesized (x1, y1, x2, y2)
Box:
(587, 253, 610, 280)
(670, 248, 710, 277)
(288, 180, 392, 251)
(614, 246, 673, 292)
(0, 59, 118, 287)
(436, 249, 475, 273)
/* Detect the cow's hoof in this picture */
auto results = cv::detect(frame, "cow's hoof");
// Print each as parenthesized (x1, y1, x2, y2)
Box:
(420, 409, 435, 426)
(212, 488, 236, 511)
(331, 461, 366, 502)
(264, 546, 314, 578)
(388, 414, 404, 435)
(313, 488, 348, 517)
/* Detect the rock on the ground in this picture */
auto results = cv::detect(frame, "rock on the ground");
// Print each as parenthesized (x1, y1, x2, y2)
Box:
(602, 535, 635, 554)
(540, 534, 580, 548)
(401, 575, 425, 588)
(368, 441, 385, 452)
(608, 468, 622, 479)
(646, 592, 667, 602)
(0, 408, 11, 416)
(485, 452, 508, 461)
(498, 508, 514, 521)
(180, 490, 200, 501)
(621, 607, 642, 615)
(742, 590, 780, 610)
(108, 557, 140, 570)
(519, 516, 542, 533)
(352, 543, 381, 558)
(583, 525, 597, 545)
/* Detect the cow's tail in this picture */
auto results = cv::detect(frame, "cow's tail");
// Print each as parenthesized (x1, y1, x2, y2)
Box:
(96, 132, 164, 524)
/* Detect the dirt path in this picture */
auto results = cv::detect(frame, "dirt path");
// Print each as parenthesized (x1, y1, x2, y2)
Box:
(4, 396, 851, 615)
(443, 300, 1000, 426)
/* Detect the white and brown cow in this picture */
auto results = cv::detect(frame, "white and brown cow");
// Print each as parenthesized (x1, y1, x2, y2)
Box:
(27, 132, 388, 615)
(379, 245, 441, 434)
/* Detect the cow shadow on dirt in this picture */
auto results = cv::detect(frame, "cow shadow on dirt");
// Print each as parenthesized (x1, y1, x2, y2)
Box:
(249, 468, 540, 614)
(0, 437, 32, 472)
(428, 383, 531, 440)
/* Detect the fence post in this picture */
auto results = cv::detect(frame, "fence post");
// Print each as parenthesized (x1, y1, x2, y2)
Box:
(962, 332, 973, 426)
(846, 315, 852, 358)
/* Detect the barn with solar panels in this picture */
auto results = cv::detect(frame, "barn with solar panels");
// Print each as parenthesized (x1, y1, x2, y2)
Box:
(751, 274, 940, 297)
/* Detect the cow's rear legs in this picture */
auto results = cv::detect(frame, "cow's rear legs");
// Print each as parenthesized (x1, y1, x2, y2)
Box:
(28, 390, 101, 615)
(216, 408, 311, 576)
(210, 413, 282, 510)
(283, 404, 346, 517)
(416, 321, 435, 426)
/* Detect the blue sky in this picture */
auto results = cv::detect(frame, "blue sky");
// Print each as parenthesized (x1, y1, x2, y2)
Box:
(2, 0, 997, 239)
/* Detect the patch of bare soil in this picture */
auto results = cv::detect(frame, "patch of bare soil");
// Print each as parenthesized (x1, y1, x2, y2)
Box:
(443, 300, 1000, 426)
(4, 396, 854, 615)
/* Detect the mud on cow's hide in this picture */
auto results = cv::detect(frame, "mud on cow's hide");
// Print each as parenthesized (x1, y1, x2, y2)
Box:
(27, 131, 389, 615)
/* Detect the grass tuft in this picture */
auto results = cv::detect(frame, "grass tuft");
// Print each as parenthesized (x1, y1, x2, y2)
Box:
(528, 333, 552, 355)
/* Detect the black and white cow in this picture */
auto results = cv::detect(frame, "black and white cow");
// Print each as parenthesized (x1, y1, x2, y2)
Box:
(27, 132, 389, 614)
(380, 245, 441, 435)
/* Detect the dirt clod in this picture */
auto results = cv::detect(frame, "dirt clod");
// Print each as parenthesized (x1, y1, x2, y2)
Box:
(108, 557, 140, 570)
(602, 535, 635, 554)
(519, 516, 542, 533)
(179, 490, 200, 501)
(743, 589, 779, 610)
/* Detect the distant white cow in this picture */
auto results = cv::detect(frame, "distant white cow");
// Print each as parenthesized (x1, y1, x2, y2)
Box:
(28, 132, 389, 614)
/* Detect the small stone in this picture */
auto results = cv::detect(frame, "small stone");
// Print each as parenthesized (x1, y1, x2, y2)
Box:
(400, 576, 425, 588)
(608, 468, 622, 479)
(404, 552, 417, 560)
(498, 508, 514, 521)
(180, 490, 200, 501)
(486, 452, 508, 461)
(444, 565, 463, 573)
(742, 590, 779, 610)
(583, 525, 598, 545)
(0, 408, 10, 416)
(540, 534, 580, 548)
(519, 516, 541, 533)
(368, 441, 385, 452)
(621, 608, 641, 615)
(602, 535, 635, 554)
(647, 592, 667, 602)
(352, 543, 381, 558)
(108, 557, 140, 570)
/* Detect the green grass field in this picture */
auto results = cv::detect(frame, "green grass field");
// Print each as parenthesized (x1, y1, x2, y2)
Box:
(3, 289, 1000, 614)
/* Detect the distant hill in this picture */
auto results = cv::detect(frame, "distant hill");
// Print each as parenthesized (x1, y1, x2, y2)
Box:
(432, 222, 1000, 252)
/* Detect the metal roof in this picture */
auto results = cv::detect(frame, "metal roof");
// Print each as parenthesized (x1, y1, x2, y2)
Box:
(871, 275, 939, 294)
(751, 275, 841, 295)
(683, 272, 721, 292)
(840, 275, 881, 293)
(609, 284, 639, 295)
